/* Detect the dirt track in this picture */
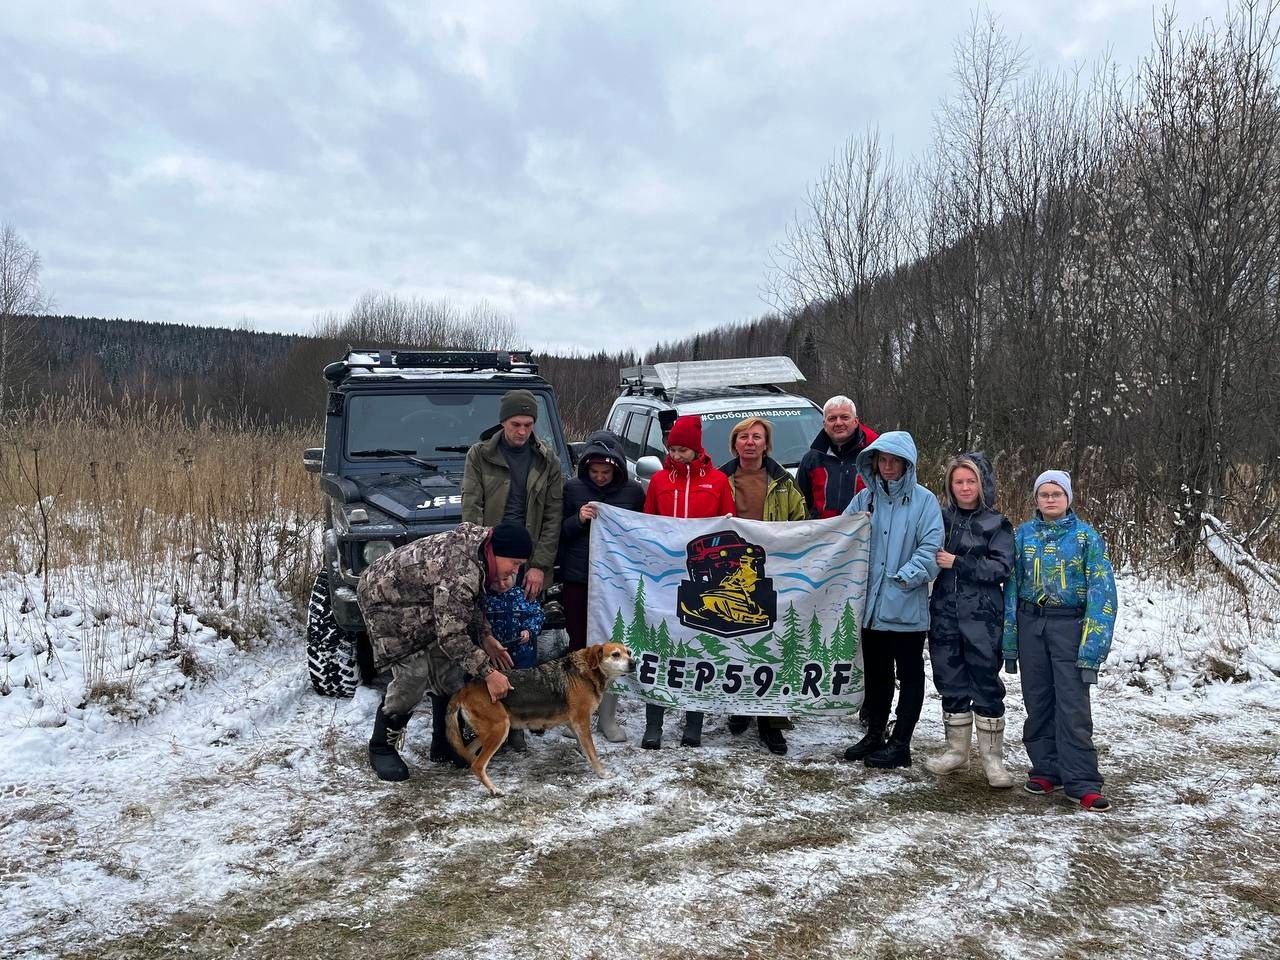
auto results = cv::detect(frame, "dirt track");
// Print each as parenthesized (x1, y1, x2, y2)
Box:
(8, 643, 1277, 960)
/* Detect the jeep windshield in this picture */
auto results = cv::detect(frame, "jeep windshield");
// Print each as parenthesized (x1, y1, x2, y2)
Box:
(696, 406, 824, 467)
(344, 392, 560, 461)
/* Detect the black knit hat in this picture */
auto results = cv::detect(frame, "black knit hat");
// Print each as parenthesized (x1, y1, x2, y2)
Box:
(490, 522, 533, 559)
(499, 389, 538, 423)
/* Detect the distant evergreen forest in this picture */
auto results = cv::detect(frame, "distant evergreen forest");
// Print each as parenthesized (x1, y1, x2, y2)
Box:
(15, 314, 649, 436)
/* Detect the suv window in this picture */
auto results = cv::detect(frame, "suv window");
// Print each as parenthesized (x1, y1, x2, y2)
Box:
(643, 418, 666, 460)
(345, 391, 559, 460)
(606, 404, 630, 435)
(621, 410, 650, 460)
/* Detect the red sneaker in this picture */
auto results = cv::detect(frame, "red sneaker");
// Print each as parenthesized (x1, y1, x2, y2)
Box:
(1023, 776, 1061, 795)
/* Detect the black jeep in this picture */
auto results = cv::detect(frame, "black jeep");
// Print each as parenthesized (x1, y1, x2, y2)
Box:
(302, 349, 573, 696)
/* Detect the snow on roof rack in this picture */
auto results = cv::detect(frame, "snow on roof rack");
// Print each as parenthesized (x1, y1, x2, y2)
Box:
(619, 356, 804, 393)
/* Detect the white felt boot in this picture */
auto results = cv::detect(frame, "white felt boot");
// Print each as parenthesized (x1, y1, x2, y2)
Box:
(596, 691, 627, 743)
(925, 711, 972, 775)
(975, 715, 1015, 788)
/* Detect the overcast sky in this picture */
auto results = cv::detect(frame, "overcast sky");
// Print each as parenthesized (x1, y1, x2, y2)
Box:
(1, 1, 1228, 355)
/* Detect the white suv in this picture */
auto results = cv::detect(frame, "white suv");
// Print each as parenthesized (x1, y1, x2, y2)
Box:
(602, 357, 824, 486)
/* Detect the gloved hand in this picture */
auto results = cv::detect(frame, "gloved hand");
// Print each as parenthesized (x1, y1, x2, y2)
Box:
(1080, 668, 1098, 684)
(1004, 659, 1018, 675)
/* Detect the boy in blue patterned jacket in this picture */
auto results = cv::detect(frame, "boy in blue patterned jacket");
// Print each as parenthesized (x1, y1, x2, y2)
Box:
(484, 575, 546, 670)
(1003, 470, 1118, 812)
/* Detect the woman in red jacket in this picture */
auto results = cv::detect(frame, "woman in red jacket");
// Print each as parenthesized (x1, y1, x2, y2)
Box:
(642, 415, 735, 749)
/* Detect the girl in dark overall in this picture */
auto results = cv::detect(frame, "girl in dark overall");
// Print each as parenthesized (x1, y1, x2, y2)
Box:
(558, 429, 645, 742)
(926, 453, 1015, 787)
(1003, 470, 1118, 812)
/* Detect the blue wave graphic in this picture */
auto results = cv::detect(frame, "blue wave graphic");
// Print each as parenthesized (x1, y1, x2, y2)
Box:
(776, 569, 868, 590)
(592, 552, 684, 583)
(770, 533, 869, 560)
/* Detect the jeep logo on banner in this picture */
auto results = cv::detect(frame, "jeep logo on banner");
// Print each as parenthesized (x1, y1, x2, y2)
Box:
(676, 531, 777, 637)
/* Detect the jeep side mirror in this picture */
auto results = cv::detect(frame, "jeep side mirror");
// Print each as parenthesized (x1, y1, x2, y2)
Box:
(568, 441, 587, 465)
(636, 455, 662, 480)
(303, 447, 323, 473)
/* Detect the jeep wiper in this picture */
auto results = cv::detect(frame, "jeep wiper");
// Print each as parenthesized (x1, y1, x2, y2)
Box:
(434, 445, 473, 453)
(349, 449, 439, 472)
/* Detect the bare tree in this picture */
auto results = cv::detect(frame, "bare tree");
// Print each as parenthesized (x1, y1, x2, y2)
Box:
(766, 129, 903, 394)
(922, 10, 1027, 447)
(312, 291, 520, 350)
(0, 223, 52, 415)
(1107, 0, 1280, 568)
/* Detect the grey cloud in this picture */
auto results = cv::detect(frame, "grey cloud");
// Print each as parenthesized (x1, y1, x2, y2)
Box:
(0, 1, 1224, 354)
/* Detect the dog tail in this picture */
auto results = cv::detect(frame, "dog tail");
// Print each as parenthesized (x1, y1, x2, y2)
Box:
(445, 695, 480, 762)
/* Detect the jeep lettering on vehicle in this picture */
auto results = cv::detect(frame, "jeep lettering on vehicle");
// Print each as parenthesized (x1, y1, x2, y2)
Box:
(416, 494, 464, 509)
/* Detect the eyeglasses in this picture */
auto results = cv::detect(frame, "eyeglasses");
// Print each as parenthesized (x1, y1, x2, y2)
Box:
(1037, 491, 1066, 500)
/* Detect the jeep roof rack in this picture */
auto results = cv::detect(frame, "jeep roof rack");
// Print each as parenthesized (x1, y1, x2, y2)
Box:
(619, 356, 804, 398)
(324, 349, 538, 384)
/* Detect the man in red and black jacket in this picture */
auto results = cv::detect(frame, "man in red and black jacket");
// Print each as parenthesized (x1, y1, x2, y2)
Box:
(796, 396, 880, 519)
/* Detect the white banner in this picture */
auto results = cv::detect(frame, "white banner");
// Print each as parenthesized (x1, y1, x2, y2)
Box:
(586, 504, 870, 715)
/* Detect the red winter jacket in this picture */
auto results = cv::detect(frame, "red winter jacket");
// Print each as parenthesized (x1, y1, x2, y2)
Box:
(644, 452, 736, 519)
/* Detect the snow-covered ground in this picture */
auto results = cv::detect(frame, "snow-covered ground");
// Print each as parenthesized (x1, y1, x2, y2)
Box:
(2, 566, 1278, 960)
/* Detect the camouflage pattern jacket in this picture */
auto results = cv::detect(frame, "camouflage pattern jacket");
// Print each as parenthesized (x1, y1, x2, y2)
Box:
(356, 522, 497, 676)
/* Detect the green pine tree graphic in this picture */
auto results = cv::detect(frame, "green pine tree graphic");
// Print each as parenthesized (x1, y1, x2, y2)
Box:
(778, 602, 803, 689)
(807, 611, 829, 673)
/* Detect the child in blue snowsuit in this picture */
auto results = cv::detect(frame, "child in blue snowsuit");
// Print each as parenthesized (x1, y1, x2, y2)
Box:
(1003, 470, 1118, 812)
(484, 577, 546, 669)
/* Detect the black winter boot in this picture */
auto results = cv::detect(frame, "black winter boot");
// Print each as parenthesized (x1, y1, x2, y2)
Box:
(727, 715, 751, 735)
(369, 701, 412, 782)
(864, 737, 913, 769)
(429, 694, 470, 768)
(642, 703, 665, 750)
(681, 711, 704, 747)
(758, 717, 787, 755)
(844, 727, 886, 762)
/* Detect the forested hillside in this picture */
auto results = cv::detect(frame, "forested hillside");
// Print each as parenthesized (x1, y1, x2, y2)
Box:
(16, 314, 641, 437)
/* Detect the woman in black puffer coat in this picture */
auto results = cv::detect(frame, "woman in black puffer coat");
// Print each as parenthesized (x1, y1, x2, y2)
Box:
(558, 430, 645, 740)
(926, 452, 1016, 787)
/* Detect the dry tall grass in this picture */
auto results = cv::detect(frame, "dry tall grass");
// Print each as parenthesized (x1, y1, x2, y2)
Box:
(0, 391, 323, 655)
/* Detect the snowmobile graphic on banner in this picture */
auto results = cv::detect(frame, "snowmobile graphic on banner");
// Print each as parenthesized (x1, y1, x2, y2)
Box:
(586, 504, 870, 716)
(677, 531, 777, 637)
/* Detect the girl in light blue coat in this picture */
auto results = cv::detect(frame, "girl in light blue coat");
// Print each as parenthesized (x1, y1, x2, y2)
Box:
(841, 431, 944, 768)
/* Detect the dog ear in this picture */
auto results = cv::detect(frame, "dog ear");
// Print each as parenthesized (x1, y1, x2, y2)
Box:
(585, 645, 605, 669)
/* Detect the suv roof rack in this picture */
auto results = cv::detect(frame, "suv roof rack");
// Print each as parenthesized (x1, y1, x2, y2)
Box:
(324, 349, 538, 384)
(619, 356, 804, 397)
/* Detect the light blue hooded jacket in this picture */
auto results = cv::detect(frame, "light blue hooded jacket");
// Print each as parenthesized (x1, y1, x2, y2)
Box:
(842, 431, 944, 632)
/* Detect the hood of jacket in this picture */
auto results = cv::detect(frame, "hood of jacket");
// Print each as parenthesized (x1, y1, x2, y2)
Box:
(945, 450, 998, 510)
(855, 430, 919, 500)
(575, 434, 629, 492)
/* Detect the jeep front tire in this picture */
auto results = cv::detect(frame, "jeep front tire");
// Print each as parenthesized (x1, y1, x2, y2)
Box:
(306, 570, 360, 697)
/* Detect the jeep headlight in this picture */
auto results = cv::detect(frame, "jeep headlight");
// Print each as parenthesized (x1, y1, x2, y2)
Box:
(362, 540, 395, 565)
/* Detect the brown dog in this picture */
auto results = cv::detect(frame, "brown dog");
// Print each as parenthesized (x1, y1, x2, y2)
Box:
(446, 642, 635, 796)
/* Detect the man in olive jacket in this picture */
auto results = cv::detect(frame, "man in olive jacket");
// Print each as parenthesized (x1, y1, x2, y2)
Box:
(461, 389, 564, 601)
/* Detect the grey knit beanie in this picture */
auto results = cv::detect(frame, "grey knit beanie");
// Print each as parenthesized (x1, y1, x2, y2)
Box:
(1033, 469, 1073, 505)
